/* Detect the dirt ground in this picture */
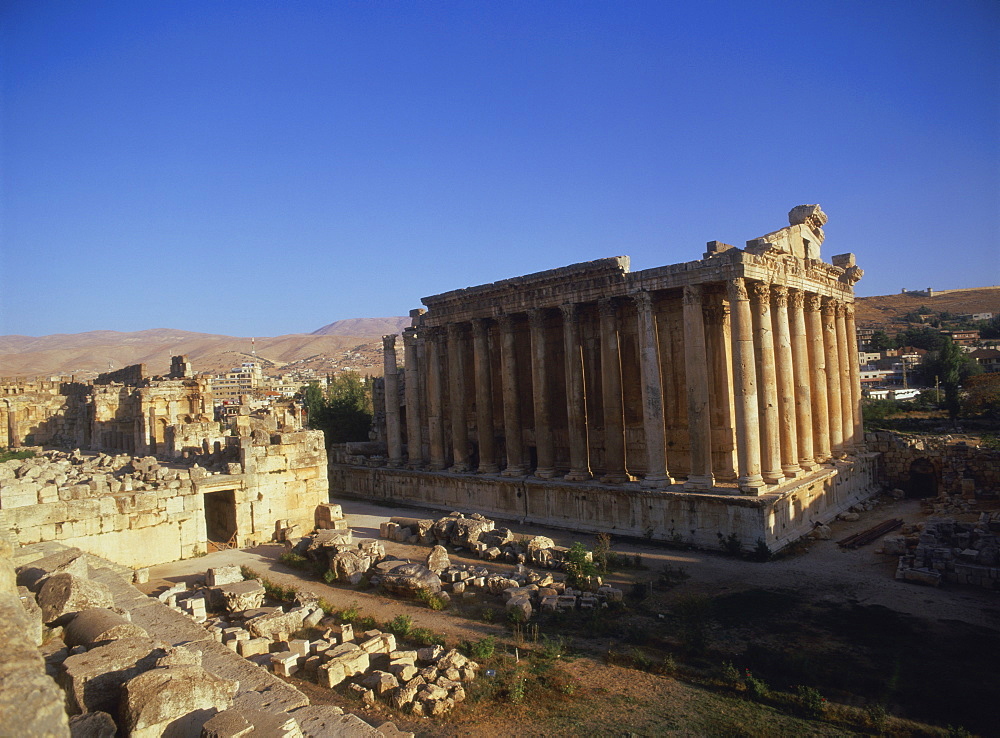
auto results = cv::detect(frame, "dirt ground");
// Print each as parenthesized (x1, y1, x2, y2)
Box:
(141, 495, 1000, 736)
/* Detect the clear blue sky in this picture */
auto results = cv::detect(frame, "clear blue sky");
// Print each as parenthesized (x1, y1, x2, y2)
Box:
(2, 0, 997, 337)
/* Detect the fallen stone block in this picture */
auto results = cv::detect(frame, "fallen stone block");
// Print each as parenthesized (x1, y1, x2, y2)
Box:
(119, 665, 238, 738)
(271, 651, 302, 678)
(39, 572, 115, 626)
(237, 638, 271, 658)
(16, 548, 89, 592)
(68, 711, 117, 737)
(246, 608, 305, 640)
(361, 670, 400, 696)
(209, 580, 266, 613)
(317, 649, 369, 688)
(64, 608, 148, 648)
(206, 566, 244, 586)
(60, 636, 168, 715)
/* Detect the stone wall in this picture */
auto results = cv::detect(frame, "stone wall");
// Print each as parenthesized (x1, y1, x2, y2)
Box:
(329, 453, 878, 553)
(867, 431, 1000, 498)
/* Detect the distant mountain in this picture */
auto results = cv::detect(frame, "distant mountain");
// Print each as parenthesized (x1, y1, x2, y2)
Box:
(0, 325, 395, 379)
(855, 286, 1000, 329)
(311, 317, 411, 336)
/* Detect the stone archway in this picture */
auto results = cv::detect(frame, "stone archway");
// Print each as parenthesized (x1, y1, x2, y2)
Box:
(908, 457, 938, 499)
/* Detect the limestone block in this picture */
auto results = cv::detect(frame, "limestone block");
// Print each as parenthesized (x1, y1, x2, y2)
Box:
(271, 651, 302, 677)
(247, 608, 305, 640)
(417, 645, 443, 664)
(426, 545, 450, 574)
(60, 636, 168, 714)
(64, 608, 148, 648)
(237, 638, 271, 657)
(317, 649, 369, 688)
(361, 670, 399, 696)
(210, 580, 265, 614)
(360, 632, 396, 655)
(380, 563, 441, 597)
(68, 711, 117, 737)
(206, 566, 244, 586)
(387, 662, 418, 682)
(155, 646, 202, 668)
(202, 708, 303, 738)
(119, 665, 238, 738)
(39, 572, 115, 626)
(16, 547, 89, 592)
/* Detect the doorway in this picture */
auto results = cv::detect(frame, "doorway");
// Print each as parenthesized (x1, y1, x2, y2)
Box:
(204, 489, 237, 547)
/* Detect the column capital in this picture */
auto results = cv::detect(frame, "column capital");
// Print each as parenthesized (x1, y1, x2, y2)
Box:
(527, 307, 547, 329)
(682, 283, 703, 305)
(597, 296, 618, 319)
(804, 293, 823, 312)
(559, 302, 580, 323)
(402, 326, 418, 343)
(632, 290, 654, 311)
(382, 334, 397, 351)
(749, 280, 771, 301)
(788, 288, 805, 309)
(726, 278, 748, 302)
(424, 325, 444, 341)
(471, 317, 491, 336)
(844, 302, 856, 319)
(771, 284, 788, 307)
(703, 302, 728, 325)
(446, 322, 463, 339)
(821, 296, 838, 317)
(497, 313, 516, 330)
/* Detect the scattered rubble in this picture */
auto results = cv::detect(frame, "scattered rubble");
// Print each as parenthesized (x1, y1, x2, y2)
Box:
(883, 512, 1000, 589)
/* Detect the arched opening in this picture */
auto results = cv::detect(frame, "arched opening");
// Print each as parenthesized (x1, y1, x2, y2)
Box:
(908, 457, 938, 499)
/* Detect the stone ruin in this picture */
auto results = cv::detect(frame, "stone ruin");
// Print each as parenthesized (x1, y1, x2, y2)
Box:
(882, 512, 1000, 589)
(295, 507, 623, 623)
(2, 532, 411, 737)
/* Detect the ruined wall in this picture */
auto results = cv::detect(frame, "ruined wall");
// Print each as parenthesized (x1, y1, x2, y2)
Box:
(868, 431, 1000, 497)
(329, 455, 877, 553)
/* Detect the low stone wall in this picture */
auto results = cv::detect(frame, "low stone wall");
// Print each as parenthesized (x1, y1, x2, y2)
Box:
(329, 455, 879, 553)
(867, 431, 1000, 497)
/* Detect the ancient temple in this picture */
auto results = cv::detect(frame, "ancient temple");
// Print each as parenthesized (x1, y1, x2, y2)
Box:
(333, 206, 877, 552)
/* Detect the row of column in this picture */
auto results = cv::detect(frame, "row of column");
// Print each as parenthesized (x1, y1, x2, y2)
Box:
(382, 279, 863, 494)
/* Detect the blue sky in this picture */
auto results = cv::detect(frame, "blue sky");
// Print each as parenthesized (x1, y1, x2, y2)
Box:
(2, 0, 997, 337)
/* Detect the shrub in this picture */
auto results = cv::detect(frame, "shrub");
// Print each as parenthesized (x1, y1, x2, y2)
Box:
(409, 626, 446, 647)
(538, 635, 568, 661)
(721, 660, 741, 686)
(796, 685, 827, 719)
(718, 532, 742, 556)
(469, 636, 496, 661)
(338, 604, 360, 622)
(0, 448, 35, 463)
(322, 569, 336, 584)
(387, 614, 413, 638)
(865, 703, 888, 734)
(751, 538, 772, 562)
(417, 589, 448, 610)
(563, 542, 598, 587)
(278, 552, 310, 570)
(481, 607, 496, 623)
(743, 669, 770, 701)
(662, 653, 677, 675)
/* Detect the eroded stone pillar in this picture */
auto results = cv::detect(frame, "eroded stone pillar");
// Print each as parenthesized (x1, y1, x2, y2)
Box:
(704, 297, 737, 481)
(749, 282, 782, 484)
(426, 328, 446, 470)
(499, 314, 526, 476)
(770, 285, 800, 477)
(561, 303, 591, 481)
(446, 323, 470, 472)
(788, 290, 816, 471)
(633, 291, 671, 488)
(835, 302, 854, 450)
(805, 295, 830, 461)
(821, 297, 844, 457)
(845, 303, 865, 451)
(382, 335, 403, 467)
(471, 319, 498, 473)
(683, 285, 713, 490)
(529, 309, 555, 479)
(403, 327, 423, 468)
(598, 298, 628, 483)
(725, 278, 764, 492)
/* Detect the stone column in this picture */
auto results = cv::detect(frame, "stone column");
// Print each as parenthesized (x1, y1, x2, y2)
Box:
(471, 319, 498, 473)
(426, 328, 446, 470)
(498, 314, 527, 476)
(528, 309, 556, 479)
(726, 278, 765, 492)
(771, 285, 800, 477)
(805, 294, 831, 462)
(682, 285, 714, 490)
(835, 303, 855, 450)
(749, 281, 783, 484)
(633, 291, 671, 488)
(844, 303, 865, 451)
(788, 290, 816, 471)
(403, 327, 423, 468)
(561, 302, 591, 481)
(704, 297, 737, 480)
(382, 335, 403, 467)
(446, 322, 470, 472)
(598, 298, 628, 483)
(415, 331, 429, 464)
(821, 297, 844, 457)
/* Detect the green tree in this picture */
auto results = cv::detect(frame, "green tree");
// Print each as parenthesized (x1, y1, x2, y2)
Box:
(300, 372, 373, 444)
(868, 329, 895, 351)
(915, 338, 982, 422)
(895, 325, 946, 351)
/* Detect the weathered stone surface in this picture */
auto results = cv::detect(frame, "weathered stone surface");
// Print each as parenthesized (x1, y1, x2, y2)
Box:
(380, 563, 442, 596)
(203, 708, 304, 738)
(425, 545, 450, 574)
(210, 580, 266, 613)
(246, 607, 305, 640)
(317, 649, 370, 688)
(16, 547, 89, 592)
(327, 550, 371, 584)
(206, 566, 243, 586)
(119, 665, 238, 738)
(39, 572, 115, 626)
(64, 607, 148, 648)
(361, 670, 399, 696)
(68, 711, 117, 738)
(60, 636, 168, 714)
